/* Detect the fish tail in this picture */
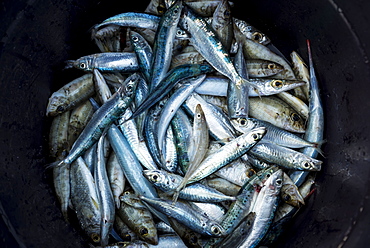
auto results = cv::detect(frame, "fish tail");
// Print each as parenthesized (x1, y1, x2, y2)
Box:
(313, 139, 327, 157)
(45, 160, 66, 170)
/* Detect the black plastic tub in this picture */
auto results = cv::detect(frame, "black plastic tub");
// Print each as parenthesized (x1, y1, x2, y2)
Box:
(1, 0, 370, 247)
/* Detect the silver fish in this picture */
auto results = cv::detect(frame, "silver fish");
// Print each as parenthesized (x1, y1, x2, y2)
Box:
(238, 169, 283, 248)
(139, 196, 225, 237)
(70, 157, 101, 244)
(185, 127, 266, 184)
(94, 135, 115, 246)
(46, 74, 94, 117)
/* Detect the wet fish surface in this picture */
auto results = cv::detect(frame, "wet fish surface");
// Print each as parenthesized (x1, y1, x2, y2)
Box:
(46, 1, 325, 247)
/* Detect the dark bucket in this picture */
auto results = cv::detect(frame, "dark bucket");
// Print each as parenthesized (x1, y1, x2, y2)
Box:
(1, 0, 370, 247)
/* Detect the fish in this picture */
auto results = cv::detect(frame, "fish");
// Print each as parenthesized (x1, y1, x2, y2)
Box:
(94, 135, 115, 246)
(139, 196, 225, 237)
(66, 52, 139, 72)
(180, 6, 260, 93)
(185, 127, 266, 184)
(249, 96, 306, 133)
(46, 74, 94, 117)
(47, 3, 326, 247)
(117, 190, 158, 245)
(69, 157, 101, 244)
(143, 169, 236, 202)
(150, 0, 184, 91)
(289, 40, 325, 186)
(237, 169, 283, 248)
(54, 77, 138, 168)
(106, 152, 125, 209)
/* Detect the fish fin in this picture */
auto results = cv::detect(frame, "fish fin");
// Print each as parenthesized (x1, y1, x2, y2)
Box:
(115, 197, 121, 209)
(64, 60, 75, 69)
(313, 139, 326, 157)
(172, 191, 180, 205)
(91, 196, 100, 210)
(61, 207, 70, 224)
(45, 160, 64, 170)
(240, 77, 262, 98)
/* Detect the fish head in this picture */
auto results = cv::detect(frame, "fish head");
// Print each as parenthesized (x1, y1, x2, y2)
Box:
(46, 91, 68, 116)
(117, 73, 139, 99)
(175, 28, 189, 39)
(207, 222, 225, 237)
(84, 223, 101, 244)
(251, 31, 271, 45)
(130, 30, 146, 47)
(281, 184, 305, 207)
(163, 0, 184, 26)
(143, 170, 168, 185)
(265, 169, 283, 196)
(262, 61, 284, 74)
(231, 117, 258, 134)
(119, 190, 144, 208)
(244, 127, 266, 146)
(66, 55, 94, 71)
(137, 224, 158, 245)
(300, 158, 322, 171)
(284, 111, 306, 133)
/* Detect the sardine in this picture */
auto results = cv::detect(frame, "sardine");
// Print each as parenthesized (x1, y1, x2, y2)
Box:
(150, 0, 184, 91)
(94, 135, 115, 246)
(249, 96, 306, 133)
(139, 196, 225, 237)
(46, 74, 94, 116)
(66, 52, 139, 72)
(55, 77, 138, 167)
(144, 169, 235, 202)
(117, 190, 158, 245)
(70, 157, 101, 244)
(185, 127, 266, 184)
(106, 151, 125, 209)
(238, 169, 283, 248)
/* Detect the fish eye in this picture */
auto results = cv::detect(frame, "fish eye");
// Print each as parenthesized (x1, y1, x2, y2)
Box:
(79, 62, 86, 69)
(239, 118, 247, 126)
(283, 194, 291, 201)
(276, 179, 282, 185)
(272, 80, 283, 88)
(91, 233, 101, 243)
(290, 113, 301, 122)
(267, 63, 276, 70)
(189, 235, 198, 245)
(247, 168, 256, 177)
(252, 133, 260, 141)
(302, 161, 311, 169)
(252, 32, 262, 41)
(152, 174, 159, 181)
(139, 227, 149, 236)
(126, 83, 134, 91)
(211, 225, 221, 234)
(56, 106, 65, 113)
(132, 35, 139, 42)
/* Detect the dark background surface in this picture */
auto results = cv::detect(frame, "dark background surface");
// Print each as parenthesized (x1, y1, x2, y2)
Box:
(1, 0, 370, 247)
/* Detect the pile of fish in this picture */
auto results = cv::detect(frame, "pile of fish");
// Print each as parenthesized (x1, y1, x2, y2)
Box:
(46, 0, 324, 247)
